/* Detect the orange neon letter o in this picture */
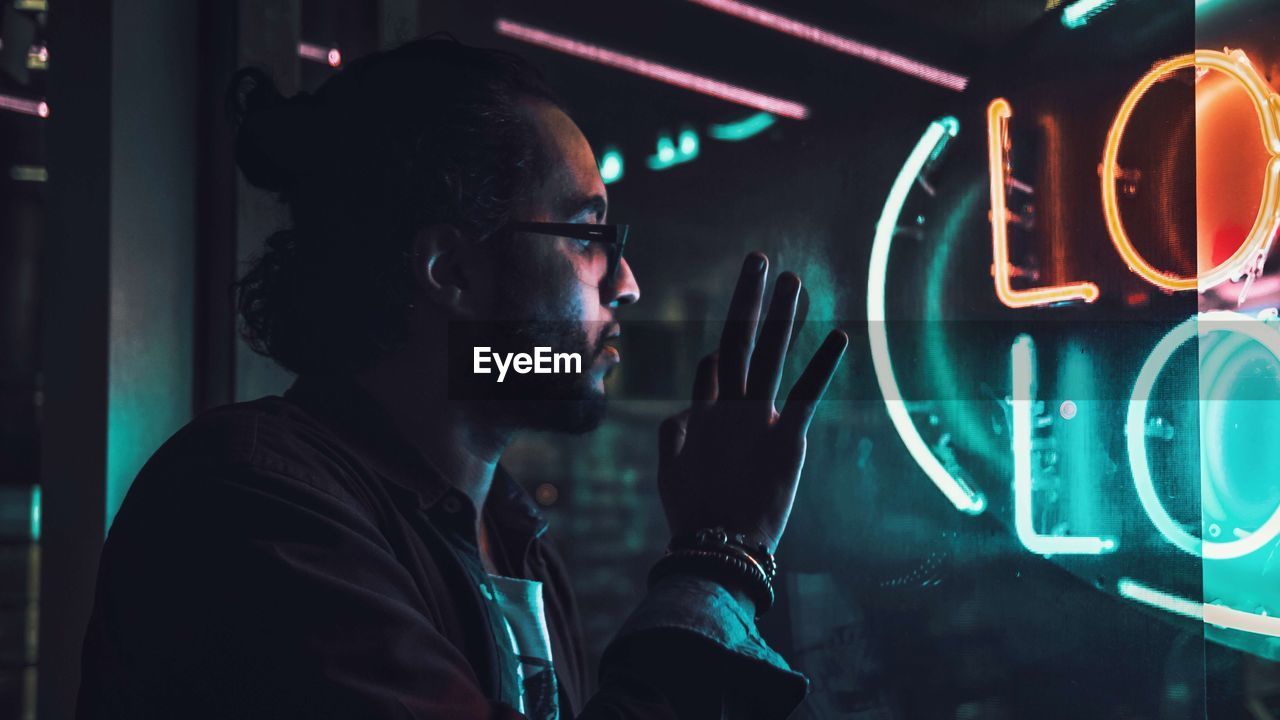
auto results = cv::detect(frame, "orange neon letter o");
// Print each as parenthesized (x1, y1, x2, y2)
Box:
(1100, 49, 1280, 293)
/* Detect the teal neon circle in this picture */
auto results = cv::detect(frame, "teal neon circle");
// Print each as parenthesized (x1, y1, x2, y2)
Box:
(1127, 311, 1280, 560)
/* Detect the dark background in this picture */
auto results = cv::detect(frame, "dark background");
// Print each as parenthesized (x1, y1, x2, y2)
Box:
(2, 0, 1278, 718)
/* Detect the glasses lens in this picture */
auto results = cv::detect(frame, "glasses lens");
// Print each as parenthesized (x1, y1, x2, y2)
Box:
(563, 228, 623, 289)
(573, 240, 614, 289)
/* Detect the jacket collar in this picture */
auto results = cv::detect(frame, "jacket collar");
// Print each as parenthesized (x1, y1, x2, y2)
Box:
(283, 374, 548, 542)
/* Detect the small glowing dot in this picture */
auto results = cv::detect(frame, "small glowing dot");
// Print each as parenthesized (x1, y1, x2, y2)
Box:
(1208, 523, 1222, 538)
(1059, 400, 1077, 420)
(534, 483, 559, 506)
(327, 48, 342, 67)
(599, 149, 624, 183)
(679, 130, 698, 154)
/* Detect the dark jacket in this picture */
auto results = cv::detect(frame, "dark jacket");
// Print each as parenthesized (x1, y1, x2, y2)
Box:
(77, 375, 806, 718)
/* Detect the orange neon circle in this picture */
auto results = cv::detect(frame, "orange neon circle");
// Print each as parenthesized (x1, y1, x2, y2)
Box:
(1100, 49, 1280, 293)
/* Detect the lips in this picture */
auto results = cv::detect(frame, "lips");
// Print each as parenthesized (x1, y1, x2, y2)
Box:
(600, 326, 622, 363)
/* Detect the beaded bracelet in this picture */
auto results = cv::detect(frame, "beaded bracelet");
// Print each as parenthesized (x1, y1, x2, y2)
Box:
(668, 527, 778, 581)
(648, 547, 776, 615)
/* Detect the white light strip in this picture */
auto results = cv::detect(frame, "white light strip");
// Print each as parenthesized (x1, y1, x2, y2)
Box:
(298, 41, 341, 68)
(0, 94, 47, 118)
(1061, 0, 1117, 28)
(1118, 578, 1280, 638)
(495, 18, 810, 120)
(1011, 335, 1115, 554)
(868, 118, 985, 514)
(688, 0, 968, 91)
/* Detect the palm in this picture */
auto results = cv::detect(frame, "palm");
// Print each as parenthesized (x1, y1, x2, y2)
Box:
(658, 253, 847, 554)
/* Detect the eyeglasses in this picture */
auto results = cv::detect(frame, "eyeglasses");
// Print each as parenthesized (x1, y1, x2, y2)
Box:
(500, 221, 630, 288)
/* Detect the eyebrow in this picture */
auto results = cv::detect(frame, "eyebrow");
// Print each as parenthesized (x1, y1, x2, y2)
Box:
(562, 194, 607, 223)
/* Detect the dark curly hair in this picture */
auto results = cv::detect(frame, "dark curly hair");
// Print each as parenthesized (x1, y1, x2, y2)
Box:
(227, 35, 560, 376)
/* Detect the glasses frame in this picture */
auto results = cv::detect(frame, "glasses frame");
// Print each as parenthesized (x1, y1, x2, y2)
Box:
(501, 221, 630, 287)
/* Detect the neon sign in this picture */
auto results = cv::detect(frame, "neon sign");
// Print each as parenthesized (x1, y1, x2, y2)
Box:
(867, 117, 987, 515)
(874, 48, 1280, 638)
(988, 50, 1280, 306)
(1125, 311, 1280, 561)
(1119, 578, 1280, 638)
(987, 99, 1100, 308)
(1010, 335, 1116, 554)
(1101, 50, 1280, 296)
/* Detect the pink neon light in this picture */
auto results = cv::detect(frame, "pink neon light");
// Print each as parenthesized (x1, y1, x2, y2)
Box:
(688, 0, 968, 92)
(297, 42, 341, 68)
(494, 18, 810, 120)
(0, 94, 47, 118)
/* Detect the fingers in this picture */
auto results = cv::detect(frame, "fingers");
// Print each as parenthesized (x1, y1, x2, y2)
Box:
(791, 285, 810, 350)
(657, 410, 690, 504)
(718, 253, 768, 401)
(745, 272, 801, 408)
(779, 330, 849, 437)
(691, 351, 719, 409)
(659, 411, 690, 462)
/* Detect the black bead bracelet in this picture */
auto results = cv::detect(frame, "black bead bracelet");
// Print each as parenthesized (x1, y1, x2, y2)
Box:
(648, 547, 776, 616)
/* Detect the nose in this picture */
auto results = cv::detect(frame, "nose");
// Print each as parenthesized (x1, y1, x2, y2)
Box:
(606, 257, 640, 308)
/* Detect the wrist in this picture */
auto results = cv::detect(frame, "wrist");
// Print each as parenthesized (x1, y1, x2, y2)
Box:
(668, 527, 778, 581)
(648, 552, 770, 616)
(650, 527, 778, 617)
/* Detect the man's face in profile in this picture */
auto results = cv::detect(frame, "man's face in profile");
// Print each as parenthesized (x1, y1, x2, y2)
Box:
(465, 100, 640, 434)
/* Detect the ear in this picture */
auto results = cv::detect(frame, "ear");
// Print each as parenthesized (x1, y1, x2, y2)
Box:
(409, 223, 469, 311)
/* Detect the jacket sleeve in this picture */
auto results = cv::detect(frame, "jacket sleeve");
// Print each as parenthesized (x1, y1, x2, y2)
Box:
(586, 575, 808, 719)
(78, 462, 805, 719)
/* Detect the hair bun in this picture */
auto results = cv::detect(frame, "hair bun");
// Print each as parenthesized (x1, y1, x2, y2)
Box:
(227, 67, 324, 193)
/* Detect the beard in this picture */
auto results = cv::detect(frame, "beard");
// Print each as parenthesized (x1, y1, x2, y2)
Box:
(495, 318, 608, 434)
(446, 243, 610, 434)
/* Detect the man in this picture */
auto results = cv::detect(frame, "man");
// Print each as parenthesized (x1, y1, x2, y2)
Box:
(77, 36, 847, 719)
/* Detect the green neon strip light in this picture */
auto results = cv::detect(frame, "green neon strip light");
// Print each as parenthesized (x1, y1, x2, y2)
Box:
(30, 486, 40, 542)
(1117, 578, 1207, 621)
(1127, 311, 1280, 560)
(867, 117, 985, 515)
(1010, 335, 1115, 554)
(1061, 0, 1117, 28)
(928, 117, 959, 164)
(708, 112, 776, 141)
(1119, 577, 1280, 638)
(647, 131, 700, 171)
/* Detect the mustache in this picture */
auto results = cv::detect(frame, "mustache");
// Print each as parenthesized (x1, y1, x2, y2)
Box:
(594, 323, 621, 357)
(504, 320, 618, 359)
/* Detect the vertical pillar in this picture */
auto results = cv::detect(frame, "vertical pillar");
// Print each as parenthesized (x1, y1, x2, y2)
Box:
(194, 0, 240, 413)
(39, 0, 198, 716)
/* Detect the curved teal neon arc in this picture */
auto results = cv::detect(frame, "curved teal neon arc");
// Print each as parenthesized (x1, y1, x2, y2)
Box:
(866, 117, 986, 516)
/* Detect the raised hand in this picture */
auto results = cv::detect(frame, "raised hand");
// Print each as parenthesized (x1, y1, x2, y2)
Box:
(657, 252, 848, 554)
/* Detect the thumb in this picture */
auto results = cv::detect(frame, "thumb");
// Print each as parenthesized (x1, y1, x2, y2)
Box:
(658, 410, 690, 465)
